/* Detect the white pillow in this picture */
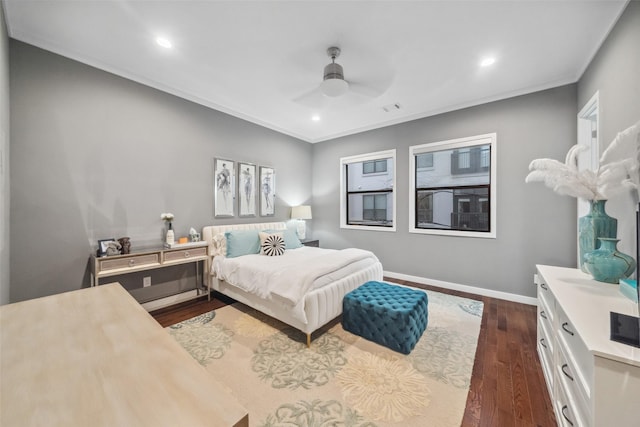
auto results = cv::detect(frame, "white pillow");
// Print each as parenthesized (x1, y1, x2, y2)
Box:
(211, 233, 227, 257)
(259, 232, 285, 256)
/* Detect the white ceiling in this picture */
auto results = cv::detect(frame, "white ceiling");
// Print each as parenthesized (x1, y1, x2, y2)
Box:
(3, 0, 628, 143)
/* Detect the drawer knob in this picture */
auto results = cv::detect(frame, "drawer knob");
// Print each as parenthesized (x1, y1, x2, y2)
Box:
(540, 283, 548, 290)
(561, 363, 574, 382)
(539, 338, 547, 349)
(540, 310, 547, 320)
(562, 322, 575, 336)
(129, 260, 135, 267)
(561, 405, 574, 426)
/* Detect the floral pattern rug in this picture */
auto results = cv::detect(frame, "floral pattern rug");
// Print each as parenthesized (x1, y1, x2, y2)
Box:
(167, 287, 483, 427)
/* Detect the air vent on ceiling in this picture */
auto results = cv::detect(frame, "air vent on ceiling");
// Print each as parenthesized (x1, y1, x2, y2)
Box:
(382, 103, 401, 112)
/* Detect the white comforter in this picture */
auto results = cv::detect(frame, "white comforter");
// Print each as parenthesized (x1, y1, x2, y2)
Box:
(212, 247, 378, 306)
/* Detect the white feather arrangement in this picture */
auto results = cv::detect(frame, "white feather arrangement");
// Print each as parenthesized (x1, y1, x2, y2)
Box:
(599, 120, 640, 200)
(526, 144, 605, 200)
(525, 120, 640, 201)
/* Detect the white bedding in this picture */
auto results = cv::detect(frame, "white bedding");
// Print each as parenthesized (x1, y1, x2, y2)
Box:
(212, 246, 379, 306)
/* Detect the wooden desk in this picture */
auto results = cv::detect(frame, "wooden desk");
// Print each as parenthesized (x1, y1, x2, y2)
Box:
(0, 283, 248, 427)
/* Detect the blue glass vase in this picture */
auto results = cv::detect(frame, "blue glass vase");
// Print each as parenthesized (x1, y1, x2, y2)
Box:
(584, 238, 636, 284)
(578, 200, 617, 272)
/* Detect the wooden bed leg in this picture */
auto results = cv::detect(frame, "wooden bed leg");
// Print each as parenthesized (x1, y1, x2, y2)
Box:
(306, 333, 311, 348)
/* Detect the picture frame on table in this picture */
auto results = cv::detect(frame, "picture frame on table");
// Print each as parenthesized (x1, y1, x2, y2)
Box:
(259, 166, 276, 217)
(238, 162, 256, 217)
(214, 158, 235, 218)
(97, 238, 117, 257)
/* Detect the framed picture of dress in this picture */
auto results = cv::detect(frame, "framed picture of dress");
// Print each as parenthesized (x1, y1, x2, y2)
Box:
(214, 158, 235, 218)
(238, 162, 256, 217)
(259, 166, 275, 217)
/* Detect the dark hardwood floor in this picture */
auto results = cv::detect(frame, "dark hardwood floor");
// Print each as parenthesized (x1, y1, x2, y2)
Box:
(150, 278, 556, 427)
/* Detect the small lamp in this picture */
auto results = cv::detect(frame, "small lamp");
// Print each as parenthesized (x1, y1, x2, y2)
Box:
(291, 205, 312, 240)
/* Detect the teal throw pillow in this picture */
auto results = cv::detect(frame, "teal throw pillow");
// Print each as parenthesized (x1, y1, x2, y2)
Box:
(225, 230, 260, 258)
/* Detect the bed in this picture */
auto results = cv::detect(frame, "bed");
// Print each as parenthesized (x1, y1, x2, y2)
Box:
(202, 222, 383, 345)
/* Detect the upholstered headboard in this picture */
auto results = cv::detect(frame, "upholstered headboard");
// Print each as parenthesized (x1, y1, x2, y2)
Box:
(202, 222, 287, 258)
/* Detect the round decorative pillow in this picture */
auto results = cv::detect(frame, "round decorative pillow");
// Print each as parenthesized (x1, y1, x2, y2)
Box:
(261, 234, 285, 256)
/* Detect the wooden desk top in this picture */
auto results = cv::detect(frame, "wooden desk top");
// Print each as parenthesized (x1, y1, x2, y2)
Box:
(0, 283, 248, 426)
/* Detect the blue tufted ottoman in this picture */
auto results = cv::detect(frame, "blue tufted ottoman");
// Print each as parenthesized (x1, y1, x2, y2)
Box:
(342, 281, 429, 354)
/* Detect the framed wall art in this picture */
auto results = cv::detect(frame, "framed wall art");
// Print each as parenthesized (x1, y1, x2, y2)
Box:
(259, 166, 275, 216)
(214, 158, 235, 218)
(238, 162, 256, 217)
(97, 238, 117, 257)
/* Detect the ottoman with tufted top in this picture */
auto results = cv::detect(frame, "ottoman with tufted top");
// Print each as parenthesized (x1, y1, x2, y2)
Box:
(342, 281, 429, 354)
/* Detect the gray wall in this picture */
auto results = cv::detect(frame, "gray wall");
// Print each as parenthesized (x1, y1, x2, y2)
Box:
(0, 6, 9, 305)
(578, 1, 640, 259)
(312, 85, 578, 299)
(8, 3, 637, 304)
(9, 41, 312, 303)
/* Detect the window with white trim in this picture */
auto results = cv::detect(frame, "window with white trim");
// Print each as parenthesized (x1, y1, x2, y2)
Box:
(409, 134, 497, 238)
(340, 149, 396, 231)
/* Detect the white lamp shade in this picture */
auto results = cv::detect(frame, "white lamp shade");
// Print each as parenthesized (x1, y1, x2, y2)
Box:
(291, 205, 312, 220)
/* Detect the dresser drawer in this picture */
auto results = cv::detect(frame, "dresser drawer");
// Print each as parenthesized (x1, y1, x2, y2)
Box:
(98, 253, 160, 273)
(556, 377, 589, 427)
(163, 247, 208, 263)
(556, 341, 591, 423)
(537, 318, 554, 391)
(538, 279, 555, 324)
(538, 300, 553, 335)
(556, 303, 593, 398)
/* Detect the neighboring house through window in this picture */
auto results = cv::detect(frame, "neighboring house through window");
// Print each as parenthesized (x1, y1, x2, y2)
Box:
(409, 134, 497, 238)
(340, 149, 396, 231)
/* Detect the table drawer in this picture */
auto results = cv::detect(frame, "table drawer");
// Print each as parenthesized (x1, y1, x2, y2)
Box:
(164, 247, 207, 263)
(98, 253, 160, 272)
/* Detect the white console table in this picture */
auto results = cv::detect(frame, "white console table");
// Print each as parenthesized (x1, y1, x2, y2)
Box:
(536, 265, 640, 426)
(90, 243, 208, 289)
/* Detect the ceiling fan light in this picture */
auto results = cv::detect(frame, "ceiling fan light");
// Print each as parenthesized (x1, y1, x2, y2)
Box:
(321, 78, 349, 97)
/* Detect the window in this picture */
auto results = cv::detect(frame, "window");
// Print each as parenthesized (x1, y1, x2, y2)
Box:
(363, 194, 388, 221)
(416, 153, 434, 169)
(409, 133, 497, 238)
(340, 149, 396, 231)
(451, 146, 490, 174)
(363, 159, 387, 174)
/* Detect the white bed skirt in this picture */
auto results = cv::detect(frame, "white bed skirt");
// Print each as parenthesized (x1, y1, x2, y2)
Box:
(210, 261, 382, 335)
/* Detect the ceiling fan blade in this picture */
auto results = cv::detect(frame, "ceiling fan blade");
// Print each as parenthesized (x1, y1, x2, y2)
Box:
(292, 86, 328, 109)
(348, 81, 387, 98)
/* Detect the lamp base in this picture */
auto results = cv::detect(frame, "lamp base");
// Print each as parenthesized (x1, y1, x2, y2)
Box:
(296, 220, 306, 240)
(610, 311, 640, 348)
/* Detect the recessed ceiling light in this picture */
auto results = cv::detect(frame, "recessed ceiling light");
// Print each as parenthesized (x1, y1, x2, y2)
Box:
(311, 115, 321, 122)
(480, 57, 496, 67)
(156, 37, 172, 49)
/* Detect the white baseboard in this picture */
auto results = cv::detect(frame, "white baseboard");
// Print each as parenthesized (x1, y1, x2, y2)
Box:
(141, 289, 202, 312)
(384, 270, 537, 306)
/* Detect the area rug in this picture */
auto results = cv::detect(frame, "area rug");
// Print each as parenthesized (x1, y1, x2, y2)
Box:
(167, 288, 483, 427)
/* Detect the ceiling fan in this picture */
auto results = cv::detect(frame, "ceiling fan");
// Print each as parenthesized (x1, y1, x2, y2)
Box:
(320, 46, 349, 97)
(293, 46, 389, 109)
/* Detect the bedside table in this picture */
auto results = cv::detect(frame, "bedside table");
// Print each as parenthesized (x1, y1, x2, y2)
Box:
(301, 239, 319, 247)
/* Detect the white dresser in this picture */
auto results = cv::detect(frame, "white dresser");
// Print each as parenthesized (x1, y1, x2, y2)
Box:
(536, 265, 640, 426)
